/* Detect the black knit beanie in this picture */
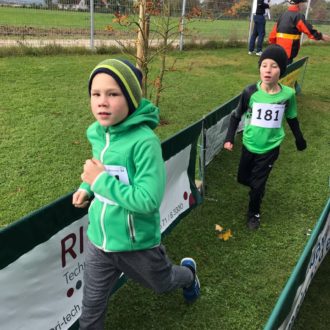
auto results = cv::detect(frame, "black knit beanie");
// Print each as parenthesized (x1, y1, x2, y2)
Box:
(88, 59, 143, 115)
(258, 45, 288, 78)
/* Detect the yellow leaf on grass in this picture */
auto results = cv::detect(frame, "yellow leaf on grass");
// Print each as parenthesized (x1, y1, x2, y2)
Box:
(218, 229, 233, 241)
(215, 224, 223, 232)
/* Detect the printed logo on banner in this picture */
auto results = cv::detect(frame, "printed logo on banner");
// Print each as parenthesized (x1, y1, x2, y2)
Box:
(160, 190, 196, 232)
(51, 218, 88, 330)
(280, 214, 330, 330)
(0, 215, 89, 330)
(61, 225, 86, 299)
(160, 145, 195, 233)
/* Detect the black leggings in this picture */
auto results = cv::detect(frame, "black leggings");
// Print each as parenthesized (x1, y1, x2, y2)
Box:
(237, 145, 280, 215)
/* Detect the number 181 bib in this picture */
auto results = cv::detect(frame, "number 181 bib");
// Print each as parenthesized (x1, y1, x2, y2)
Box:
(251, 103, 285, 128)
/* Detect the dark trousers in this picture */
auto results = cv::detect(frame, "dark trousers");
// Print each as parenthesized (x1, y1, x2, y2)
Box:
(249, 14, 266, 52)
(237, 145, 280, 215)
(79, 239, 193, 330)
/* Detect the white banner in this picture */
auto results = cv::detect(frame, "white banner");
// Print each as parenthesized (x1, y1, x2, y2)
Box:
(0, 145, 193, 330)
(204, 114, 231, 166)
(0, 215, 89, 330)
(160, 145, 192, 232)
(279, 212, 330, 330)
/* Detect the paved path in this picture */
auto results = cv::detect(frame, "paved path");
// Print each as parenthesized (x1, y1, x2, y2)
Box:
(0, 38, 181, 48)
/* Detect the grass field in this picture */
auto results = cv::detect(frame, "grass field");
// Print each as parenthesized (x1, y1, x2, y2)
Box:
(0, 44, 329, 329)
(1, 6, 330, 42)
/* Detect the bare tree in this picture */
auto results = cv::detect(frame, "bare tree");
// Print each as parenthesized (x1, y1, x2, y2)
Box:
(113, 0, 203, 106)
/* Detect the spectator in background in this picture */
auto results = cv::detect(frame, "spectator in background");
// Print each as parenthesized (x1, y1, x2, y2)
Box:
(248, 0, 271, 56)
(269, 0, 330, 64)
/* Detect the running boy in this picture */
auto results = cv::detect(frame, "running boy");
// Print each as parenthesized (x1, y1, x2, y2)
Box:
(224, 45, 307, 230)
(72, 59, 200, 329)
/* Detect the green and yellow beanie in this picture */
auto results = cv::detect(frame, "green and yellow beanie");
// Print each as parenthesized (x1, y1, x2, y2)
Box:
(88, 59, 143, 115)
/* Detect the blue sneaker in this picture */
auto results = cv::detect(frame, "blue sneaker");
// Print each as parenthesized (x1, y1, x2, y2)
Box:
(180, 258, 200, 303)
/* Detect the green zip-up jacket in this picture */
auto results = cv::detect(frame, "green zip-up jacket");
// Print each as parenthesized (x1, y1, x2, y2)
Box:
(79, 98, 166, 252)
(225, 82, 298, 154)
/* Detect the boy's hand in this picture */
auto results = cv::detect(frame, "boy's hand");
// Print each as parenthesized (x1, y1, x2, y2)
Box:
(296, 138, 307, 151)
(224, 142, 234, 151)
(72, 190, 90, 208)
(81, 159, 105, 185)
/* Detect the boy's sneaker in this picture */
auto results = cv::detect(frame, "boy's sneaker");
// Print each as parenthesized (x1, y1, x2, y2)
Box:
(256, 51, 262, 56)
(180, 258, 200, 303)
(247, 214, 261, 230)
(248, 51, 253, 55)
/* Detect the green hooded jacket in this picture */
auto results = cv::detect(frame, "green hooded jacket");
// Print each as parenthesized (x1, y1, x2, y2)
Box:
(79, 98, 166, 251)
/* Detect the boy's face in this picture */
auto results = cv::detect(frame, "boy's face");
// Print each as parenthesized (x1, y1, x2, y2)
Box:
(90, 73, 129, 127)
(259, 59, 281, 86)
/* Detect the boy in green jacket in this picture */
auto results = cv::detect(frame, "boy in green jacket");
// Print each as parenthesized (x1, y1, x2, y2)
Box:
(224, 45, 306, 230)
(72, 59, 200, 329)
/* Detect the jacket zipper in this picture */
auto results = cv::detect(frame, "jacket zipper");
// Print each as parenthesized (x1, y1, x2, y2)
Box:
(100, 131, 110, 163)
(100, 131, 110, 249)
(128, 213, 136, 243)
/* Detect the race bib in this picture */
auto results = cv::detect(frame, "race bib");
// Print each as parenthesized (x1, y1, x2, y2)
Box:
(94, 165, 129, 205)
(104, 165, 129, 184)
(251, 103, 285, 128)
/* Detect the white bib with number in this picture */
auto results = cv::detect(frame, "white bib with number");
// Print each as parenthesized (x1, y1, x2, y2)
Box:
(250, 103, 285, 128)
(95, 165, 129, 205)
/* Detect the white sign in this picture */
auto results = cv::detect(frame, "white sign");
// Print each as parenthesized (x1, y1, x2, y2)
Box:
(0, 215, 89, 330)
(160, 145, 193, 232)
(279, 214, 330, 330)
(205, 114, 231, 166)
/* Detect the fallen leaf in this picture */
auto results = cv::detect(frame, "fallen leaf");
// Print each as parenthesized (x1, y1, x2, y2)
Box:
(215, 224, 223, 232)
(218, 229, 233, 241)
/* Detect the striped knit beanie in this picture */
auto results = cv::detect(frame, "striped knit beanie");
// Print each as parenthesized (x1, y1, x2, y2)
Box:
(88, 59, 143, 115)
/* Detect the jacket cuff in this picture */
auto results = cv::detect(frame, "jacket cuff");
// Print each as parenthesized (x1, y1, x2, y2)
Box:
(91, 171, 107, 192)
(79, 182, 93, 197)
(286, 117, 303, 140)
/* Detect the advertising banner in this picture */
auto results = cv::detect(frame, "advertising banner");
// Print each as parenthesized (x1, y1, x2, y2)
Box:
(160, 120, 203, 234)
(0, 121, 203, 330)
(203, 95, 240, 166)
(0, 215, 88, 330)
(280, 57, 308, 92)
(265, 198, 330, 330)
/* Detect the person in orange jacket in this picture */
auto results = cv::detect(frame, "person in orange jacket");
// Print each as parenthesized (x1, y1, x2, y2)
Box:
(269, 0, 330, 64)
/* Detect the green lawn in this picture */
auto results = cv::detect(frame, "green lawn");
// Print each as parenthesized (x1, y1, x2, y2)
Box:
(0, 45, 329, 329)
(2, 6, 329, 41)
(0, 7, 101, 29)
